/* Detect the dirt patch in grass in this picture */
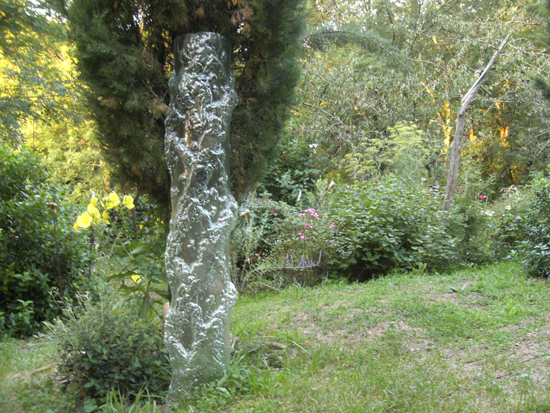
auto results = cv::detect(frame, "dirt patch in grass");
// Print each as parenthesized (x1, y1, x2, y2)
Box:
(296, 311, 431, 350)
(293, 302, 550, 389)
(437, 320, 550, 389)
(503, 321, 550, 387)
(422, 290, 485, 310)
(497, 317, 537, 332)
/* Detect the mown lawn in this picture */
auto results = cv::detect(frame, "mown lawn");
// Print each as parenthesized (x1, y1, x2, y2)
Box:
(2, 261, 550, 412)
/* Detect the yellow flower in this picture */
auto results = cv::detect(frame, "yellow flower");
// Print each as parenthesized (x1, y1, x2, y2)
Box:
(87, 203, 101, 224)
(73, 223, 79, 231)
(102, 192, 121, 210)
(90, 197, 99, 207)
(131, 274, 141, 284)
(76, 212, 93, 229)
(102, 210, 110, 225)
(123, 195, 135, 210)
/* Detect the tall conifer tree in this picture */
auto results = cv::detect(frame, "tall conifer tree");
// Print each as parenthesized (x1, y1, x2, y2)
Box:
(56, 0, 305, 209)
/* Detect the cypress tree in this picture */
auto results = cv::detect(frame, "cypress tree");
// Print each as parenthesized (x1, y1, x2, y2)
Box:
(54, 0, 305, 210)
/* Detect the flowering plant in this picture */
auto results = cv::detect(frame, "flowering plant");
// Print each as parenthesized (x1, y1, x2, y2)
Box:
(73, 191, 168, 320)
(73, 192, 134, 231)
(231, 188, 338, 290)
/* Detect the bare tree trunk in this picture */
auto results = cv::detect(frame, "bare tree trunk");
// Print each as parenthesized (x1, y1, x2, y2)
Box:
(442, 34, 511, 212)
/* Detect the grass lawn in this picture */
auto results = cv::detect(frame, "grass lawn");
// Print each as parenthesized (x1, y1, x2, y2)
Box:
(2, 261, 550, 412)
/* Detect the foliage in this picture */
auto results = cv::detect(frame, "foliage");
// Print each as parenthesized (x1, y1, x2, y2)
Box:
(1, 1, 107, 204)
(0, 144, 91, 337)
(327, 177, 457, 279)
(52, 0, 306, 209)
(26, 112, 107, 205)
(99, 388, 165, 412)
(258, 118, 328, 204)
(275, 0, 550, 198)
(107, 236, 169, 322)
(49, 292, 170, 403)
(446, 194, 501, 266)
(344, 121, 431, 183)
(444, 157, 531, 266)
(231, 183, 337, 290)
(231, 194, 296, 290)
(532, 0, 550, 101)
(234, 175, 529, 285)
(72, 191, 169, 320)
(518, 170, 550, 277)
(0, 0, 78, 145)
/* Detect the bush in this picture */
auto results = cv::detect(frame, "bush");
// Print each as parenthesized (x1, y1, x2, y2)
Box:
(231, 183, 338, 290)
(445, 195, 499, 265)
(0, 144, 91, 336)
(327, 177, 457, 279)
(49, 293, 170, 402)
(518, 172, 550, 277)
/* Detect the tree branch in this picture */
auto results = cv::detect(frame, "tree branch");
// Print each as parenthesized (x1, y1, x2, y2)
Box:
(442, 33, 511, 212)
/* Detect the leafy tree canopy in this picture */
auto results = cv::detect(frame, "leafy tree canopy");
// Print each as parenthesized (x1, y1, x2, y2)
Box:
(0, 0, 76, 144)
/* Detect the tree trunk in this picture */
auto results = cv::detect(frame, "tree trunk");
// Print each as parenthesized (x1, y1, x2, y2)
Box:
(163, 32, 238, 398)
(442, 34, 511, 212)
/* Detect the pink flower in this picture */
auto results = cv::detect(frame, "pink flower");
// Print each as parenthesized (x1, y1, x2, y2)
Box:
(271, 210, 275, 214)
(298, 232, 307, 239)
(330, 222, 336, 228)
(298, 213, 305, 217)
(304, 223, 313, 229)
(275, 202, 278, 205)
(304, 208, 319, 220)
(479, 195, 487, 201)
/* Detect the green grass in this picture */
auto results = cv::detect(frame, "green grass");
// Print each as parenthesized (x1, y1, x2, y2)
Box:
(0, 337, 77, 412)
(3, 261, 550, 412)
(226, 262, 550, 412)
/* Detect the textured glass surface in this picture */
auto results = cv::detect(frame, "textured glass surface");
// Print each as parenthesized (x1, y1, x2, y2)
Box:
(163, 32, 238, 398)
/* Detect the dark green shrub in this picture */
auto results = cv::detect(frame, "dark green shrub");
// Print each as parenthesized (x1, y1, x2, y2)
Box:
(328, 177, 457, 279)
(258, 123, 329, 205)
(518, 172, 550, 277)
(488, 185, 531, 259)
(445, 195, 498, 265)
(51, 294, 170, 402)
(0, 144, 91, 336)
